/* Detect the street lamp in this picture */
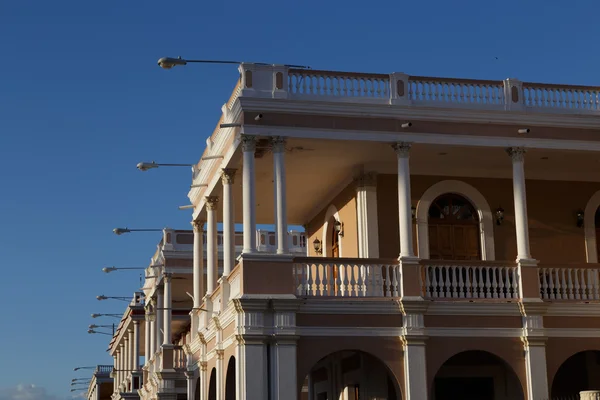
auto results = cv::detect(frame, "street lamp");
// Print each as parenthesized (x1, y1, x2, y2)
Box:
(112, 227, 163, 235)
(102, 265, 153, 273)
(73, 366, 96, 371)
(87, 329, 113, 336)
(71, 378, 91, 382)
(90, 313, 121, 319)
(70, 388, 86, 392)
(156, 56, 310, 70)
(96, 295, 134, 302)
(70, 381, 90, 386)
(89, 324, 115, 334)
(136, 161, 195, 171)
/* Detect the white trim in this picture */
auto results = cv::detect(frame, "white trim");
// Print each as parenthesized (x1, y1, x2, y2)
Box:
(584, 190, 600, 263)
(241, 124, 600, 152)
(416, 180, 496, 260)
(323, 205, 342, 258)
(239, 96, 600, 130)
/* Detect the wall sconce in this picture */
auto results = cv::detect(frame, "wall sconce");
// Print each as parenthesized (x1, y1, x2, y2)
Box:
(313, 238, 322, 255)
(334, 220, 344, 237)
(411, 206, 416, 220)
(495, 206, 504, 226)
(576, 210, 584, 228)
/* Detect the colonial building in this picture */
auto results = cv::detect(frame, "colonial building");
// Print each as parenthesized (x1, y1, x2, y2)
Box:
(86, 365, 114, 400)
(101, 64, 600, 400)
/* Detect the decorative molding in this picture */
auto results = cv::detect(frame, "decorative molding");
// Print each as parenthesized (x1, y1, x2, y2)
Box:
(392, 142, 412, 158)
(506, 146, 526, 162)
(221, 168, 236, 185)
(240, 134, 256, 152)
(271, 136, 287, 153)
(354, 171, 378, 189)
(205, 196, 219, 210)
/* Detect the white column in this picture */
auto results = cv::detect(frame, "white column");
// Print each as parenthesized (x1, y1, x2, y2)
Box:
(149, 300, 156, 358)
(216, 351, 224, 400)
(124, 335, 130, 381)
(118, 345, 124, 390)
(523, 339, 549, 400)
(156, 290, 164, 347)
(133, 321, 140, 370)
(192, 220, 205, 309)
(355, 172, 380, 258)
(113, 355, 118, 394)
(393, 142, 415, 258)
(206, 196, 219, 294)
(242, 135, 257, 253)
(144, 312, 150, 366)
(403, 339, 428, 399)
(272, 137, 289, 254)
(222, 169, 236, 276)
(163, 273, 172, 346)
(507, 147, 533, 261)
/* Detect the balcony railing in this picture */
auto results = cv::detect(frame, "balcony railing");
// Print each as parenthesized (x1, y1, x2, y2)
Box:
(173, 346, 186, 370)
(234, 64, 600, 115)
(294, 257, 401, 298)
(95, 365, 113, 374)
(539, 265, 600, 301)
(422, 260, 519, 300)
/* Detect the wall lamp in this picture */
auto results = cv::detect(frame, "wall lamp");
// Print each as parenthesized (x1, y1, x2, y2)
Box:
(495, 206, 505, 225)
(401, 122, 412, 129)
(334, 220, 344, 237)
(577, 210, 585, 228)
(518, 128, 530, 134)
(313, 238, 322, 255)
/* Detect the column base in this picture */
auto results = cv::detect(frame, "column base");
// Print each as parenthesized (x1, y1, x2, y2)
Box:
(517, 258, 538, 266)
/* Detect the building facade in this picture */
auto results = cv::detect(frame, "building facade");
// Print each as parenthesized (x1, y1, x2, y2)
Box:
(106, 64, 600, 400)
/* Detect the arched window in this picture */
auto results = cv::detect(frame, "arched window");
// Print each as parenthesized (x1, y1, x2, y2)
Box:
(428, 194, 481, 260)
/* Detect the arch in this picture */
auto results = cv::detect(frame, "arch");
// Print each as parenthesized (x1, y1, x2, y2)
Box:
(416, 180, 496, 260)
(207, 367, 217, 400)
(323, 204, 342, 257)
(300, 349, 400, 400)
(551, 350, 600, 398)
(583, 190, 600, 262)
(431, 350, 524, 400)
(225, 356, 236, 400)
(194, 377, 200, 400)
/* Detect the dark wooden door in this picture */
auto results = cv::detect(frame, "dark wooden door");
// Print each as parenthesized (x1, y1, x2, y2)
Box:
(429, 194, 481, 260)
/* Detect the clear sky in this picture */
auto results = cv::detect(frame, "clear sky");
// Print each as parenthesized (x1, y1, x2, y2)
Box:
(1, 0, 599, 399)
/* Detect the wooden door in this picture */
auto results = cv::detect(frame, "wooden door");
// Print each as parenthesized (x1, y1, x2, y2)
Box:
(428, 194, 481, 260)
(331, 225, 340, 293)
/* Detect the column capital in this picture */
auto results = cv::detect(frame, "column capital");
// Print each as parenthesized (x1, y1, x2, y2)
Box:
(221, 168, 237, 185)
(392, 142, 412, 158)
(191, 220, 205, 232)
(506, 146, 526, 162)
(163, 272, 173, 282)
(271, 136, 287, 153)
(133, 320, 140, 326)
(241, 135, 256, 152)
(205, 196, 219, 210)
(354, 171, 377, 189)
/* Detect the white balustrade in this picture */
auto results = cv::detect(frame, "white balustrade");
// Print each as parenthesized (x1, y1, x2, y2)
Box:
(540, 267, 600, 301)
(408, 77, 505, 107)
(173, 346, 186, 370)
(294, 260, 401, 297)
(523, 84, 600, 111)
(422, 262, 519, 300)
(581, 390, 600, 400)
(288, 70, 390, 100)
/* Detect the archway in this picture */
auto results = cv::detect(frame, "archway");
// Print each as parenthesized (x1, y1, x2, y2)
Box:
(432, 350, 524, 400)
(225, 356, 236, 400)
(551, 350, 600, 397)
(207, 368, 217, 400)
(428, 193, 481, 260)
(584, 190, 600, 263)
(301, 350, 400, 400)
(194, 377, 200, 400)
(416, 180, 495, 260)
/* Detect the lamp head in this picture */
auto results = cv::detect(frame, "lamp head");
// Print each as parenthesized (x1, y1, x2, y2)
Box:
(102, 266, 116, 273)
(90, 314, 100, 318)
(136, 162, 158, 171)
(157, 57, 187, 69)
(96, 295, 107, 301)
(112, 228, 130, 235)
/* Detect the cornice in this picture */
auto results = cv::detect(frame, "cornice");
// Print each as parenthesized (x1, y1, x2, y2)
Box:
(544, 302, 600, 316)
(239, 97, 600, 129)
(298, 299, 403, 314)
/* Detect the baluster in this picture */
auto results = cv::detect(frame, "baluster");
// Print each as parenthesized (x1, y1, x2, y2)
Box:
(350, 264, 358, 296)
(558, 268, 565, 299)
(566, 268, 574, 299)
(573, 268, 581, 299)
(315, 264, 322, 296)
(450, 266, 457, 298)
(496, 267, 505, 299)
(425, 266, 432, 297)
(594, 269, 600, 300)
(491, 267, 498, 299)
(504, 267, 511, 299)
(359, 264, 366, 296)
(472, 267, 480, 298)
(381, 265, 389, 297)
(580, 269, 588, 300)
(458, 267, 465, 298)
(315, 75, 322, 96)
(512, 267, 519, 298)
(541, 269, 549, 299)
(392, 265, 399, 297)
(442, 266, 450, 297)
(483, 267, 491, 298)
(465, 267, 472, 299)
(431, 266, 438, 298)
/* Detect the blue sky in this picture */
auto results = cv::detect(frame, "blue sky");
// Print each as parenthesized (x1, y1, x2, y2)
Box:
(0, 0, 599, 398)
